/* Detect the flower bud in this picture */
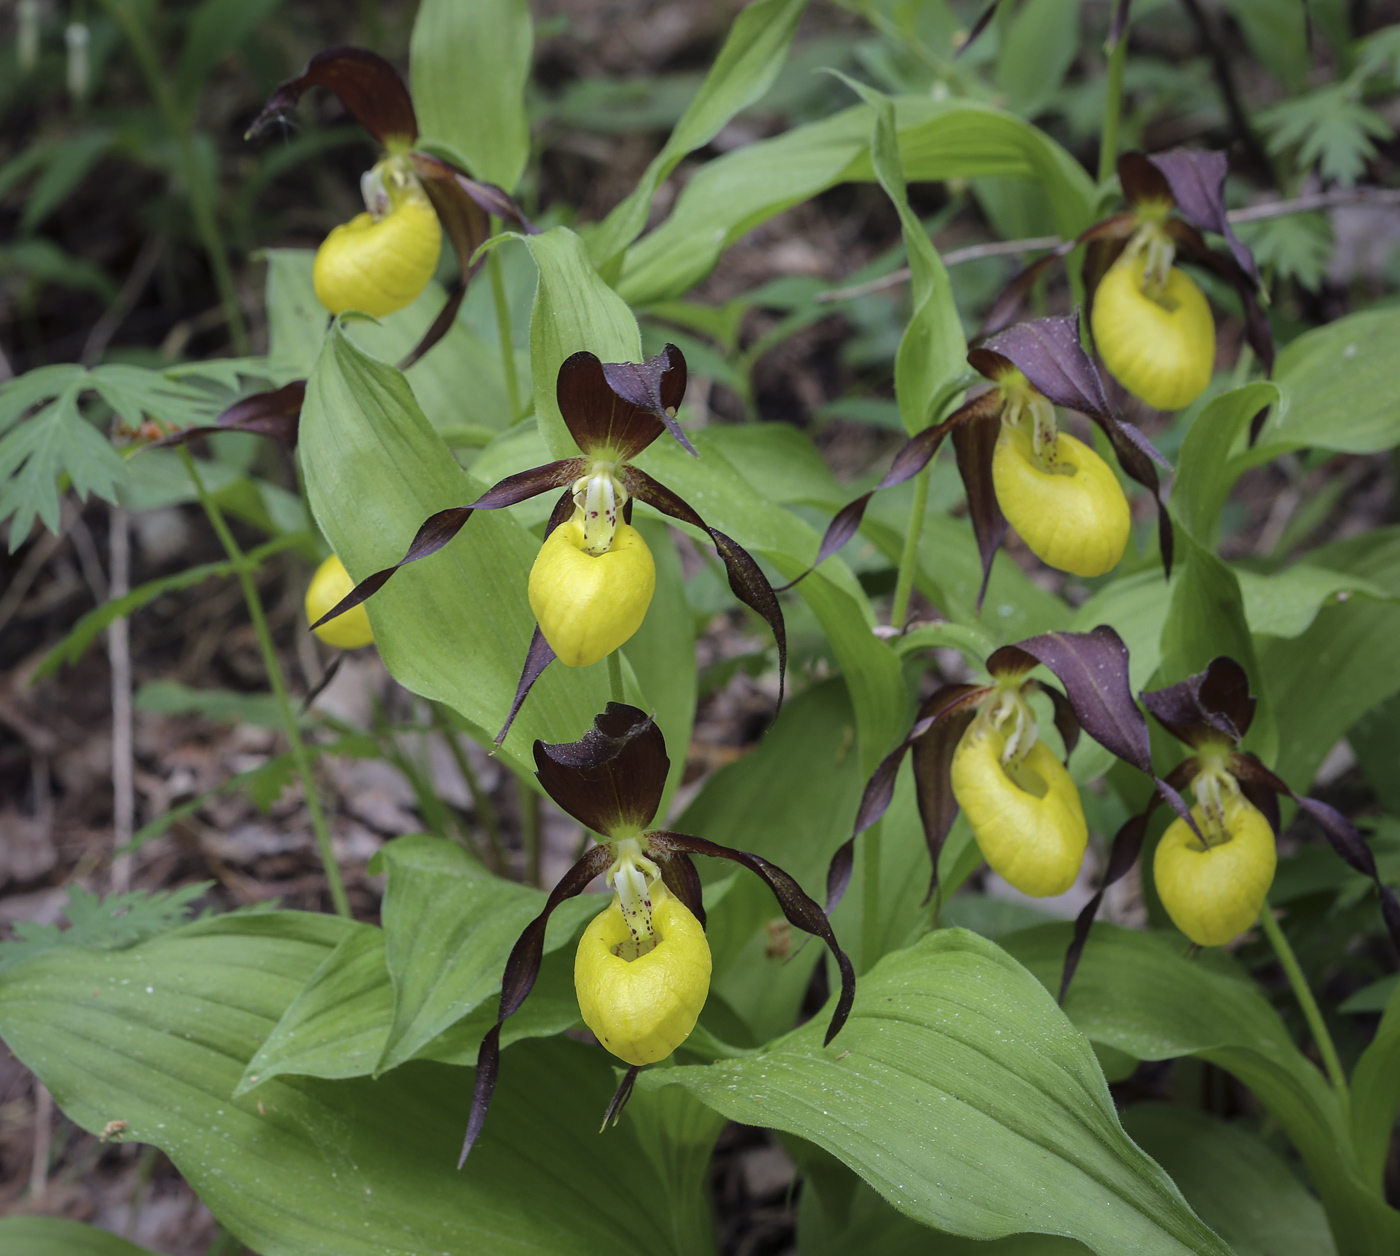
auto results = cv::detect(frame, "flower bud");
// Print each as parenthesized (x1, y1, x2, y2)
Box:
(950, 722, 1088, 897)
(312, 191, 441, 318)
(992, 424, 1130, 578)
(1154, 793, 1276, 947)
(528, 519, 655, 668)
(305, 554, 374, 650)
(1092, 253, 1215, 411)
(574, 887, 712, 1066)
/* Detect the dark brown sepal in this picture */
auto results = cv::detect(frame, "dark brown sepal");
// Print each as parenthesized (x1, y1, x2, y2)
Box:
(1117, 151, 1175, 208)
(495, 627, 557, 747)
(1144, 148, 1261, 286)
(1141, 655, 1254, 749)
(648, 831, 856, 1045)
(602, 1065, 642, 1130)
(544, 487, 577, 539)
(620, 465, 786, 705)
(1229, 752, 1400, 951)
(247, 47, 418, 148)
(1042, 684, 1082, 762)
(151, 380, 307, 450)
(558, 346, 690, 461)
(825, 683, 989, 912)
(952, 413, 1006, 612)
(459, 841, 616, 1166)
(1087, 410, 1174, 576)
(658, 852, 706, 928)
(533, 703, 669, 836)
(912, 704, 979, 905)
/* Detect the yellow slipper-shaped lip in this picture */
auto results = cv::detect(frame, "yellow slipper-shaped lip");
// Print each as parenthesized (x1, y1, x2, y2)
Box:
(312, 194, 442, 319)
(305, 554, 374, 649)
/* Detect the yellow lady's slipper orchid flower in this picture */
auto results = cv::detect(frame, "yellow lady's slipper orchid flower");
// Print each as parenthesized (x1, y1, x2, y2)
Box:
(305, 554, 374, 649)
(312, 163, 442, 318)
(992, 423, 1130, 578)
(528, 518, 655, 668)
(951, 721, 1089, 897)
(575, 885, 711, 1066)
(1154, 792, 1276, 947)
(1092, 253, 1215, 412)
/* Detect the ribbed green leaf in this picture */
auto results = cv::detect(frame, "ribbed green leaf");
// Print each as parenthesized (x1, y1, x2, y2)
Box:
(649, 928, 1232, 1255)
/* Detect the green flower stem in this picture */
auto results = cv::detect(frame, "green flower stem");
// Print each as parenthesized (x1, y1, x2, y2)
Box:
(431, 701, 508, 871)
(891, 467, 930, 630)
(1097, 17, 1130, 186)
(1259, 897, 1350, 1113)
(862, 821, 883, 974)
(178, 448, 350, 917)
(608, 650, 626, 704)
(98, 0, 248, 355)
(490, 235, 524, 422)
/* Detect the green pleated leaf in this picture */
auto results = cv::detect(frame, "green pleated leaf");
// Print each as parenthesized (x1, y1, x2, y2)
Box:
(587, 0, 808, 275)
(648, 928, 1231, 1255)
(299, 319, 610, 775)
(0, 913, 681, 1256)
(995, 0, 1082, 118)
(0, 1217, 162, 1256)
(618, 98, 1094, 307)
(1121, 1105, 1337, 1256)
(375, 834, 598, 1074)
(1001, 922, 1400, 1256)
(1350, 981, 1400, 1192)
(411, 0, 532, 191)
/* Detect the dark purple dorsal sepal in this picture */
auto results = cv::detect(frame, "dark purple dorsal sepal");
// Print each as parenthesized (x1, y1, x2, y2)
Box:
(558, 345, 691, 461)
(1144, 148, 1261, 286)
(246, 46, 418, 148)
(1141, 655, 1254, 749)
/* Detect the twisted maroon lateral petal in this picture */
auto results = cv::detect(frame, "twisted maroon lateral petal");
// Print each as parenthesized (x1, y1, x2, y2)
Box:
(648, 831, 856, 1046)
(533, 704, 669, 836)
(1229, 753, 1400, 952)
(151, 380, 308, 450)
(658, 852, 706, 928)
(601, 1065, 643, 1130)
(825, 683, 989, 912)
(308, 459, 585, 632)
(1146, 148, 1261, 286)
(951, 414, 1005, 612)
(495, 627, 558, 747)
(246, 46, 418, 147)
(776, 390, 1004, 593)
(1043, 685, 1082, 762)
(460, 842, 615, 1166)
(1141, 655, 1254, 748)
(557, 346, 691, 461)
(912, 706, 979, 905)
(620, 466, 786, 705)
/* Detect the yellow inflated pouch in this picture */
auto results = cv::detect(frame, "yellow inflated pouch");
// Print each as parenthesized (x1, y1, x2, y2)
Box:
(950, 723, 1089, 897)
(528, 519, 656, 667)
(992, 425, 1130, 578)
(1154, 793, 1276, 947)
(574, 887, 712, 1066)
(305, 554, 374, 650)
(1092, 253, 1215, 412)
(312, 193, 441, 318)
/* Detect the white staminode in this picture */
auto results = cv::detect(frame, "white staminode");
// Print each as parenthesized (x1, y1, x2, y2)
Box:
(607, 838, 662, 959)
(573, 466, 626, 557)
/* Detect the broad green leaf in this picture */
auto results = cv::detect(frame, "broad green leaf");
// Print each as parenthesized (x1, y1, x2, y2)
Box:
(238, 920, 581, 1089)
(625, 1086, 726, 1256)
(618, 98, 1094, 307)
(588, 0, 808, 274)
(1159, 525, 1276, 764)
(1351, 981, 1400, 1191)
(264, 248, 326, 380)
(0, 913, 682, 1256)
(1071, 571, 1171, 691)
(1121, 1104, 1336, 1256)
(0, 1217, 161, 1256)
(411, 0, 532, 191)
(649, 928, 1232, 1256)
(375, 835, 598, 1073)
(1174, 382, 1284, 548)
(519, 227, 643, 459)
(850, 81, 964, 434)
(176, 0, 284, 111)
(996, 0, 1081, 117)
(1002, 923, 1400, 1256)
(1234, 564, 1397, 639)
(299, 319, 611, 776)
(1259, 306, 1400, 455)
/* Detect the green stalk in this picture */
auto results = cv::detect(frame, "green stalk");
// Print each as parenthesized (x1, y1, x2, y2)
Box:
(1259, 897, 1350, 1113)
(862, 821, 883, 974)
(178, 448, 350, 916)
(607, 650, 626, 704)
(1097, 16, 1131, 186)
(489, 238, 524, 422)
(891, 468, 930, 630)
(98, 0, 248, 354)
